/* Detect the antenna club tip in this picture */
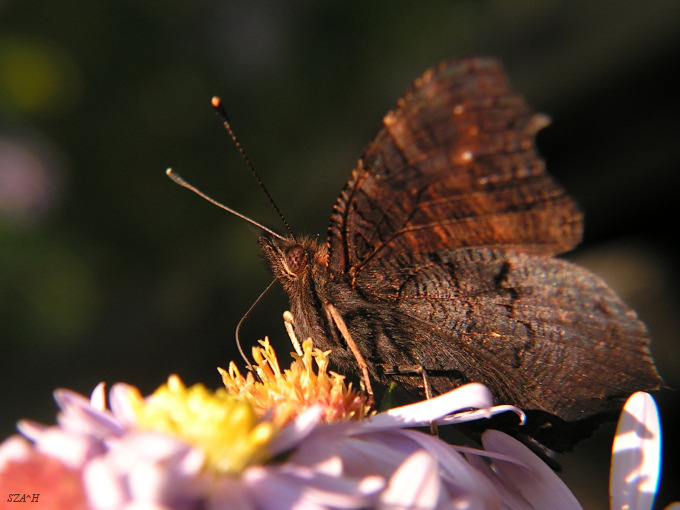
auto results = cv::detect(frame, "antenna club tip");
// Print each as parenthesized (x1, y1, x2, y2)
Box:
(166, 168, 185, 185)
(211, 96, 221, 107)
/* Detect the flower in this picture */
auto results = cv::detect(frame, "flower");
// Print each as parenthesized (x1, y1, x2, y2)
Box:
(1, 328, 669, 509)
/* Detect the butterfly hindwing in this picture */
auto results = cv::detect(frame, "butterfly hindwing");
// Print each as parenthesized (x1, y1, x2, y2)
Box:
(355, 247, 659, 421)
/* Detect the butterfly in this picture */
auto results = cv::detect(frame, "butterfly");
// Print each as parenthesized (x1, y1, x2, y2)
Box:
(257, 57, 661, 450)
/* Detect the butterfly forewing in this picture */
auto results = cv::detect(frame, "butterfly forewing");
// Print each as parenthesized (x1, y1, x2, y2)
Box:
(328, 58, 583, 277)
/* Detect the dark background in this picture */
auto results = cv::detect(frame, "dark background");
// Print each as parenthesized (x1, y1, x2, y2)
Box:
(1, 2, 678, 508)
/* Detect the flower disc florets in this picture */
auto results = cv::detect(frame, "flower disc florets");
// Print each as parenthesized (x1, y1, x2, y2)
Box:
(220, 337, 373, 426)
(130, 374, 275, 475)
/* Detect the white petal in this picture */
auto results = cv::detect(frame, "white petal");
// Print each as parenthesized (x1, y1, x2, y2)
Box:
(91, 382, 107, 411)
(176, 447, 207, 476)
(17, 421, 99, 469)
(122, 503, 172, 510)
(84, 456, 129, 510)
(109, 383, 142, 426)
(438, 405, 525, 426)
(285, 425, 347, 474)
(610, 392, 661, 510)
(207, 477, 257, 510)
(243, 465, 383, 510)
(444, 493, 495, 510)
(482, 430, 581, 510)
(269, 406, 324, 456)
(127, 460, 172, 502)
(378, 450, 441, 510)
(450, 444, 527, 468)
(363, 384, 494, 430)
(54, 388, 124, 437)
(108, 432, 196, 471)
(397, 429, 500, 508)
(289, 436, 345, 476)
(300, 471, 385, 507)
(465, 453, 532, 510)
(14, 419, 46, 442)
(327, 435, 414, 478)
(0, 435, 32, 468)
(243, 467, 327, 510)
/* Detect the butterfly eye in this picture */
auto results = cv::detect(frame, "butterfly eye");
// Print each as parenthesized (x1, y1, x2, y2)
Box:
(285, 245, 307, 274)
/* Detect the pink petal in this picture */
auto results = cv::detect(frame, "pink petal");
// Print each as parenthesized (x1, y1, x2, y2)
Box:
(482, 430, 581, 510)
(610, 392, 661, 510)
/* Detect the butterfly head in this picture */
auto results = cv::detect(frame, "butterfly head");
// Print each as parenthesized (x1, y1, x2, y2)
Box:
(259, 235, 326, 291)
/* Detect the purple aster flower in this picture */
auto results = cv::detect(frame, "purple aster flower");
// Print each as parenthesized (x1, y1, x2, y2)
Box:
(0, 336, 671, 509)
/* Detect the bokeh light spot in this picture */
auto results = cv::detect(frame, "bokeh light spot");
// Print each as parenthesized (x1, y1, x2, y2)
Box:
(0, 36, 82, 115)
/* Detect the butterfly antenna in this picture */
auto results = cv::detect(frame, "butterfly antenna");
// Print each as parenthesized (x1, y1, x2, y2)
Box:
(211, 96, 295, 239)
(236, 278, 278, 374)
(166, 168, 285, 240)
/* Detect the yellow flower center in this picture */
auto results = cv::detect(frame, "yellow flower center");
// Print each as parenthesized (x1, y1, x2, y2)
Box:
(130, 375, 275, 475)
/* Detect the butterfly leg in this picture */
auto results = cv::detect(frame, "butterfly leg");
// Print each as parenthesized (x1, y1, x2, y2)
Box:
(383, 365, 434, 397)
(384, 364, 438, 434)
(325, 303, 375, 406)
(282, 311, 304, 356)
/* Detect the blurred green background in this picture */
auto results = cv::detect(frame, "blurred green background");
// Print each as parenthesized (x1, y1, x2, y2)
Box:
(1, 1, 679, 507)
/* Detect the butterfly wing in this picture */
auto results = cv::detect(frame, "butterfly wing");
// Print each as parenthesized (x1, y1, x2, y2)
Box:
(325, 57, 661, 424)
(327, 58, 582, 276)
(355, 248, 660, 422)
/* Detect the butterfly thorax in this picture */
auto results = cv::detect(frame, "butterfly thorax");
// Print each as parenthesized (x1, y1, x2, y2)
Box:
(259, 235, 361, 367)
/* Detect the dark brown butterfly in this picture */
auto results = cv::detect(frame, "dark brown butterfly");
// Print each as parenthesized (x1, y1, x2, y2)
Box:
(259, 57, 661, 450)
